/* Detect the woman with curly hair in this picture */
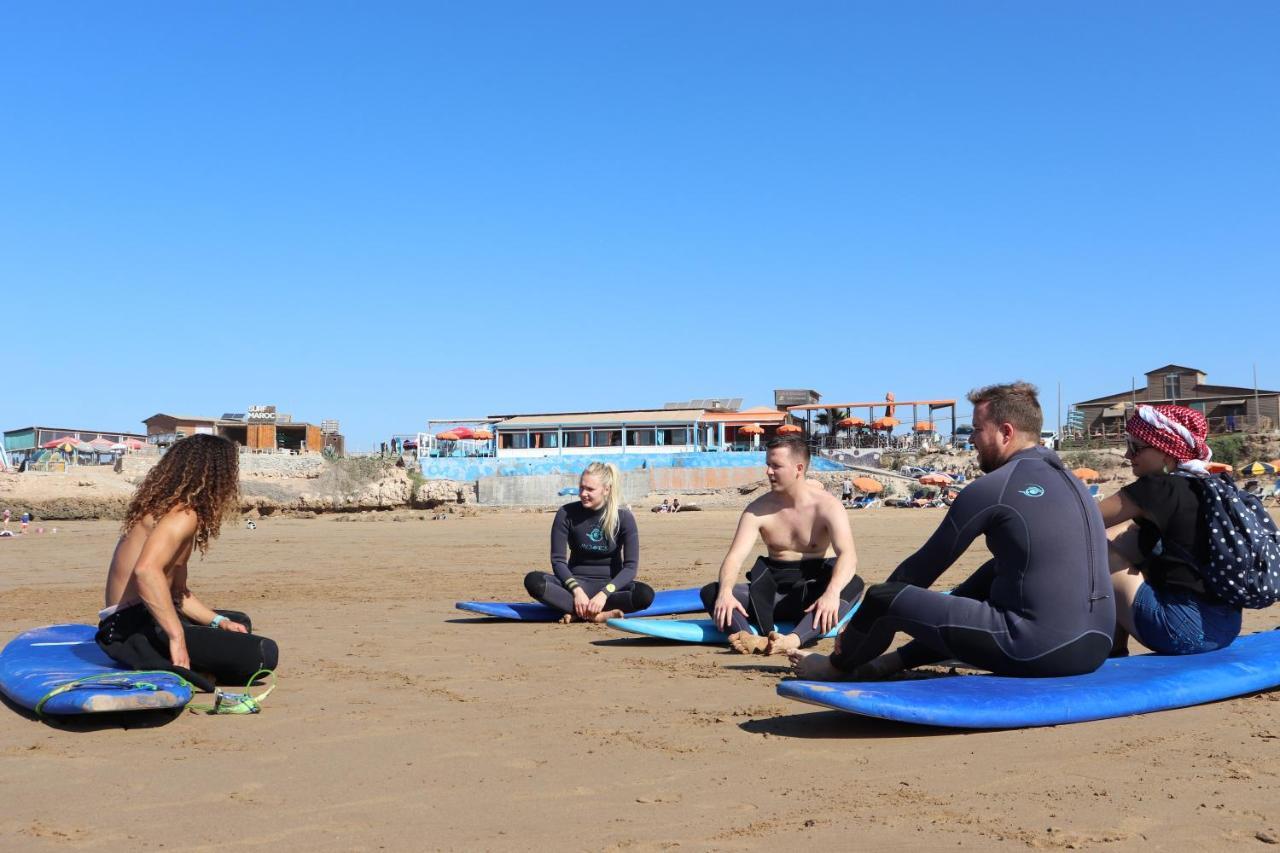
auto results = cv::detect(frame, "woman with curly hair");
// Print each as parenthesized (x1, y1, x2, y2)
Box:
(95, 434, 278, 691)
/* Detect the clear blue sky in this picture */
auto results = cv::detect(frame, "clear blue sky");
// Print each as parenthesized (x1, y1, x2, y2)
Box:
(2, 3, 1276, 448)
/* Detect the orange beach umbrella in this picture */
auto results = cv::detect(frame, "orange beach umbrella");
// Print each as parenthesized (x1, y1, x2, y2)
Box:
(436, 431, 460, 441)
(837, 417, 865, 429)
(919, 473, 953, 486)
(871, 417, 899, 431)
(1206, 462, 1233, 474)
(738, 424, 764, 436)
(913, 421, 935, 432)
(472, 429, 493, 440)
(1072, 467, 1100, 482)
(851, 477, 883, 494)
(777, 424, 803, 435)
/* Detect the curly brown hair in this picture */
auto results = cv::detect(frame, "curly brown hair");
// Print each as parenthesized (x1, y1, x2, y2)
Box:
(123, 434, 240, 554)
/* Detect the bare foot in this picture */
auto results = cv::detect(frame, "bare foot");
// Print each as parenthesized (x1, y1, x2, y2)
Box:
(591, 609, 624, 623)
(727, 631, 769, 655)
(764, 631, 802, 655)
(786, 649, 848, 681)
(558, 613, 579, 624)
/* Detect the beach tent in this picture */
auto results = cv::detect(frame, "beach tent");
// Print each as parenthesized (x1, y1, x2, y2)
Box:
(851, 477, 883, 494)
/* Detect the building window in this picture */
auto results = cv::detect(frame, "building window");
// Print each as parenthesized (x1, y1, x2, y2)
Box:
(659, 428, 689, 446)
(593, 429, 623, 447)
(627, 428, 657, 446)
(563, 430, 591, 448)
(498, 431, 529, 450)
(1164, 374, 1179, 400)
(529, 430, 559, 449)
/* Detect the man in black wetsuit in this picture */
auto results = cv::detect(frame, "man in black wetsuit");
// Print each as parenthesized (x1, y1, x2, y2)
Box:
(791, 382, 1115, 681)
(701, 435, 864, 655)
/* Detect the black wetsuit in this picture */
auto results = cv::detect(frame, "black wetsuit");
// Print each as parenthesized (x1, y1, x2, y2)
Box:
(96, 604, 279, 693)
(524, 503, 654, 614)
(701, 557, 864, 645)
(830, 446, 1115, 677)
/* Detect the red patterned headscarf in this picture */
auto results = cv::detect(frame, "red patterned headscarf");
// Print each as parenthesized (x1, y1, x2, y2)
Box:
(1125, 404, 1211, 474)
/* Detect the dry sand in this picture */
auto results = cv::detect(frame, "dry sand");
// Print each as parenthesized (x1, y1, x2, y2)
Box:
(2, 507, 1280, 851)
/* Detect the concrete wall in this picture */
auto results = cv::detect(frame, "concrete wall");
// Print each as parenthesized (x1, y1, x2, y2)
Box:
(478, 470, 650, 506)
(423, 450, 842, 481)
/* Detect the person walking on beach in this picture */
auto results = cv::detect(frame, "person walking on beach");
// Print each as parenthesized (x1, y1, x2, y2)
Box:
(701, 435, 863, 655)
(524, 462, 654, 623)
(95, 434, 278, 692)
(791, 382, 1114, 681)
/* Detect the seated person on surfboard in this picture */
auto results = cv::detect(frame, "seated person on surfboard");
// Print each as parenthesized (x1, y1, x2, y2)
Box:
(95, 435, 278, 693)
(791, 382, 1115, 681)
(524, 462, 654, 623)
(701, 435, 864, 655)
(1101, 405, 1242, 656)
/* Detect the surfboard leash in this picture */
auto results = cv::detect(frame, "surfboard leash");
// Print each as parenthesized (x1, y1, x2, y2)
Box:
(34, 671, 195, 717)
(187, 669, 277, 715)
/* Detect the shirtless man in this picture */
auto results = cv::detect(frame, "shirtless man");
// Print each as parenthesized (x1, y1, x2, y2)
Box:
(700, 435, 864, 655)
(95, 434, 278, 692)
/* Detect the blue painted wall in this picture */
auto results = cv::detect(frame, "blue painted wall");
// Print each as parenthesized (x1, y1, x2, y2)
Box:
(420, 451, 841, 480)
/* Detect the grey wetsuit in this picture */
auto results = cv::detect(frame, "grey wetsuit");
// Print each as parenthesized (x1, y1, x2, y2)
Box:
(830, 446, 1115, 677)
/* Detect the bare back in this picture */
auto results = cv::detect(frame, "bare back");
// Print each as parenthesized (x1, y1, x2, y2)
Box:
(104, 513, 193, 609)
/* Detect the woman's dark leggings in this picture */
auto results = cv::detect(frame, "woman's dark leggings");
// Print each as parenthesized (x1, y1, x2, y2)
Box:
(96, 604, 279, 689)
(523, 572, 655, 615)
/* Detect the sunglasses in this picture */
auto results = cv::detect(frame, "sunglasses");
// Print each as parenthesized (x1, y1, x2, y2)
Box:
(1125, 438, 1152, 455)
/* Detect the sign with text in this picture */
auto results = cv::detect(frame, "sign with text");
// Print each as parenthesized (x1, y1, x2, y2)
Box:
(247, 405, 277, 422)
(774, 389, 821, 408)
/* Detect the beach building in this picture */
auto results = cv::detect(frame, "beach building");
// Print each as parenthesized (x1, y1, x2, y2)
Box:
(144, 408, 341, 453)
(1073, 364, 1280, 440)
(2, 425, 147, 467)
(488, 400, 792, 460)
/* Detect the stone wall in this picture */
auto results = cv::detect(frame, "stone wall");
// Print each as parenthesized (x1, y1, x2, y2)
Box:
(478, 471, 648, 506)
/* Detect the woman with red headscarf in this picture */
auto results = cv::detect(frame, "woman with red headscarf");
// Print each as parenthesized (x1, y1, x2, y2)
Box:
(1098, 404, 1242, 656)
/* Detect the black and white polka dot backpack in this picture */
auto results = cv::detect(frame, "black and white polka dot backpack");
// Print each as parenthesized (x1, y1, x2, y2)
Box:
(1192, 474, 1280, 609)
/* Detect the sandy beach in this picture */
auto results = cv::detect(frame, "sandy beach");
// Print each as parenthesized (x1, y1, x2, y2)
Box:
(2, 506, 1279, 851)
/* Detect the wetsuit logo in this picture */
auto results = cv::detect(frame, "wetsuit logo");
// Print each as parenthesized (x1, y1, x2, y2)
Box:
(1019, 485, 1045, 498)
(587, 526, 605, 544)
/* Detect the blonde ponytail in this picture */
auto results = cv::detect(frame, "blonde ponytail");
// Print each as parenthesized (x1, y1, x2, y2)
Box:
(583, 461, 622, 546)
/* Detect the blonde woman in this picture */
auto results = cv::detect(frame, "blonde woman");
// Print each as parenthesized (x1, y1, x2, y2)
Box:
(524, 462, 652, 623)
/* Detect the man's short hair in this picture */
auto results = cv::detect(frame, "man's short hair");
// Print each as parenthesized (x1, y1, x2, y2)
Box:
(967, 382, 1043, 436)
(766, 434, 810, 464)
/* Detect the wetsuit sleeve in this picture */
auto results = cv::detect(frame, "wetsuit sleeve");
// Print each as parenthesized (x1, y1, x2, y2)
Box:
(550, 507, 576, 585)
(609, 510, 640, 589)
(887, 486, 992, 588)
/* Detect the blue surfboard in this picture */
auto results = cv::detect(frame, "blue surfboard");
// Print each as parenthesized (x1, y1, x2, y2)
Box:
(455, 586, 703, 622)
(606, 604, 858, 644)
(777, 628, 1280, 729)
(0, 624, 193, 715)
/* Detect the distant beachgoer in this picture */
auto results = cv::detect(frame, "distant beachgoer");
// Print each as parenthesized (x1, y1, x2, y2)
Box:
(20, 512, 30, 533)
(790, 382, 1114, 681)
(841, 478, 853, 503)
(1100, 405, 1242, 656)
(524, 462, 653, 623)
(659, 499, 671, 513)
(95, 434, 278, 692)
(672, 498, 680, 513)
(701, 435, 863, 656)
